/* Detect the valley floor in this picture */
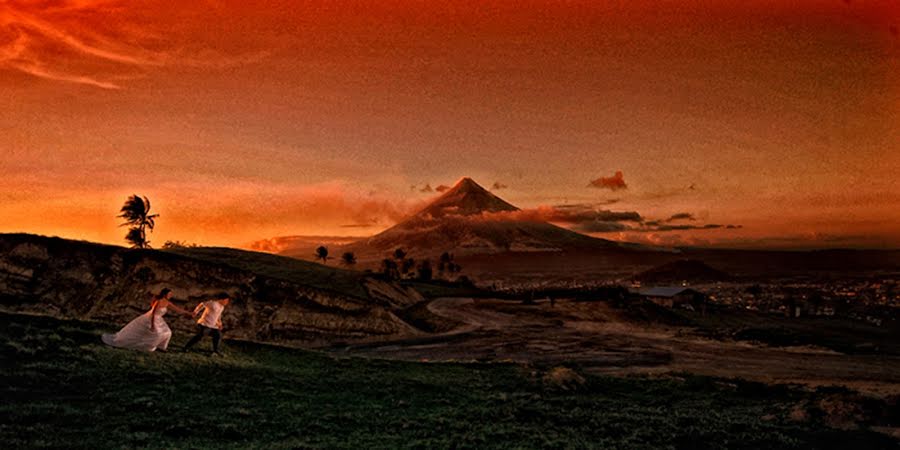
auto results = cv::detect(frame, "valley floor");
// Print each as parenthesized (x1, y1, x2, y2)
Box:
(342, 298, 900, 397)
(2, 312, 899, 449)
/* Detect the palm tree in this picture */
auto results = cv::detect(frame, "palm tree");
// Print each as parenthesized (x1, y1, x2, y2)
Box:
(117, 194, 159, 249)
(315, 246, 329, 264)
(393, 248, 407, 261)
(341, 251, 357, 267)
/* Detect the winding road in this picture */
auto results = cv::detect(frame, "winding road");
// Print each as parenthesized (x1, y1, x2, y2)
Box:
(339, 297, 900, 396)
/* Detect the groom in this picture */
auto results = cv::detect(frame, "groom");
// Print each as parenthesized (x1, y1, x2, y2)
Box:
(183, 292, 231, 355)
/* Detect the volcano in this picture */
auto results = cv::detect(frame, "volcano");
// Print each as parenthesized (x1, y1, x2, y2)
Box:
(415, 177, 519, 218)
(342, 177, 626, 259)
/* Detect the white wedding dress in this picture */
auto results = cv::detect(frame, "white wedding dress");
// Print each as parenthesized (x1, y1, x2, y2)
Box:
(102, 305, 172, 352)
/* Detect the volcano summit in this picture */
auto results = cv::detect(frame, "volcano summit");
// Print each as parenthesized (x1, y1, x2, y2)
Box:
(258, 178, 633, 261)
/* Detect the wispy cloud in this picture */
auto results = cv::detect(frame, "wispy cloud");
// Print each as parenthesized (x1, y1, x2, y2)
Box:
(471, 203, 740, 236)
(7, 58, 121, 89)
(0, 0, 266, 89)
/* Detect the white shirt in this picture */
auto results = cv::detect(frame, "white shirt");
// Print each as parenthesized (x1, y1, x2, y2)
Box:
(195, 301, 225, 329)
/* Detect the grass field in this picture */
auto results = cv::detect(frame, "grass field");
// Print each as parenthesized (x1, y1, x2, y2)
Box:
(676, 308, 900, 356)
(163, 246, 372, 300)
(2, 312, 897, 449)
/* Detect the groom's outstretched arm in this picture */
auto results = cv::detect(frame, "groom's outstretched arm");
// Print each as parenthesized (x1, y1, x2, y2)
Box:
(192, 302, 205, 317)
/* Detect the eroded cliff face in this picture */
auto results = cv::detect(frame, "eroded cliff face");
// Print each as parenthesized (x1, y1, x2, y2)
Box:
(0, 234, 424, 345)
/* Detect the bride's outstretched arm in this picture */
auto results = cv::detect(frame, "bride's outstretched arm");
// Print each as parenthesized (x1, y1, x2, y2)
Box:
(166, 302, 194, 317)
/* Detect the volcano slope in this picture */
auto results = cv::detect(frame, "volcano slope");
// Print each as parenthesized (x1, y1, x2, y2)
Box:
(275, 177, 644, 265)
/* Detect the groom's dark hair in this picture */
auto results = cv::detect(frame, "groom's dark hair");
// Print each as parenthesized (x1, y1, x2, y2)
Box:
(214, 292, 230, 300)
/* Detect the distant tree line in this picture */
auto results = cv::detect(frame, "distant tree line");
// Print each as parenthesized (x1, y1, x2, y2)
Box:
(378, 249, 463, 282)
(312, 243, 465, 283)
(161, 240, 199, 249)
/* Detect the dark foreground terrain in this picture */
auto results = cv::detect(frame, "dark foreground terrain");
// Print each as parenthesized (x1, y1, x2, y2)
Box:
(3, 312, 898, 449)
(348, 298, 900, 398)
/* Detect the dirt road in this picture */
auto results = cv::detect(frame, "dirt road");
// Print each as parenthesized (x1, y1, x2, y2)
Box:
(342, 298, 900, 396)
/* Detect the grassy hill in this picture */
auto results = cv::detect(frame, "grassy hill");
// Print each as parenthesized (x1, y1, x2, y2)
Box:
(0, 234, 426, 344)
(0, 233, 374, 301)
(3, 312, 897, 449)
(163, 246, 371, 300)
(166, 244, 492, 301)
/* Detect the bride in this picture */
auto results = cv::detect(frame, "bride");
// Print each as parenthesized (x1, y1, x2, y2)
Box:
(102, 288, 193, 352)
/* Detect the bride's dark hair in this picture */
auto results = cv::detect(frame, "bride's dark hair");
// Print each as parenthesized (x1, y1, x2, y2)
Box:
(154, 288, 172, 300)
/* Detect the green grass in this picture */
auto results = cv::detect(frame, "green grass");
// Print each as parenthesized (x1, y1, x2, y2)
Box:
(164, 246, 493, 302)
(676, 308, 900, 356)
(2, 312, 896, 449)
(163, 247, 371, 300)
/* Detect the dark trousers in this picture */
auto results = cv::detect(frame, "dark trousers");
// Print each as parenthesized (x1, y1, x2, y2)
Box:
(184, 325, 222, 352)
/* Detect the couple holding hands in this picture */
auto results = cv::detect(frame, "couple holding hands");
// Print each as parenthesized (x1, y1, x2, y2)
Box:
(102, 288, 231, 355)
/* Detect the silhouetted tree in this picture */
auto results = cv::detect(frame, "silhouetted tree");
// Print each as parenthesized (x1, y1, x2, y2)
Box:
(315, 246, 329, 264)
(162, 240, 197, 249)
(380, 258, 400, 280)
(401, 257, 416, 277)
(438, 252, 452, 277)
(416, 259, 433, 281)
(341, 251, 357, 267)
(118, 194, 159, 249)
(393, 248, 407, 261)
(124, 228, 145, 248)
(437, 252, 462, 279)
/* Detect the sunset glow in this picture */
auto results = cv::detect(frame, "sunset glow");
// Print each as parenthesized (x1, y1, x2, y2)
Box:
(2, 0, 899, 248)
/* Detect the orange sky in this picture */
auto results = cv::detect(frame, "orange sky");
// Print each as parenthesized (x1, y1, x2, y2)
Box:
(1, 0, 899, 249)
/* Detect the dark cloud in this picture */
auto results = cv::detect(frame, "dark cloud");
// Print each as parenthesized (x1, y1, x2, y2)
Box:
(588, 171, 627, 191)
(571, 221, 631, 233)
(570, 221, 742, 234)
(665, 213, 695, 222)
(476, 204, 640, 223)
(650, 223, 742, 231)
(476, 204, 642, 234)
(491, 182, 508, 190)
(435, 184, 451, 193)
(419, 184, 433, 193)
(440, 200, 740, 237)
(545, 204, 643, 223)
(654, 224, 721, 231)
(558, 199, 619, 207)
